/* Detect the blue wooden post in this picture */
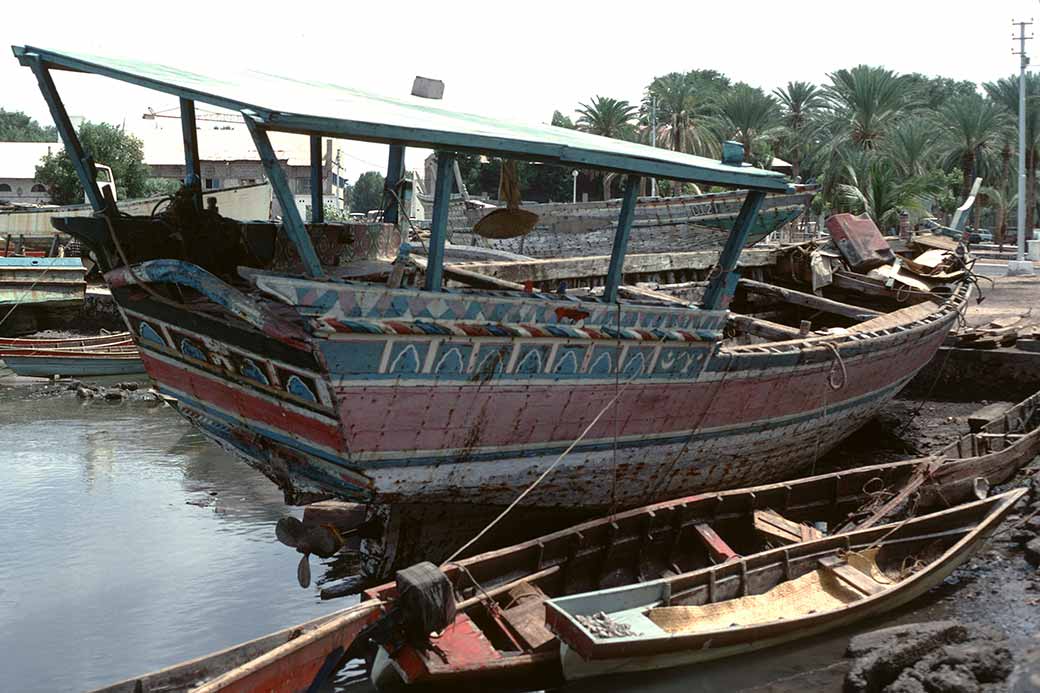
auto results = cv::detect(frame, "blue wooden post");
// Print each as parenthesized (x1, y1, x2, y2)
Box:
(25, 56, 104, 212)
(383, 144, 406, 224)
(243, 115, 324, 278)
(309, 135, 324, 223)
(424, 152, 455, 291)
(603, 174, 641, 303)
(180, 98, 202, 211)
(702, 190, 766, 310)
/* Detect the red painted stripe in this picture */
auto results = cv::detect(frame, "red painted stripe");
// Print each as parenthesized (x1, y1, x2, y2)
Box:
(141, 353, 345, 452)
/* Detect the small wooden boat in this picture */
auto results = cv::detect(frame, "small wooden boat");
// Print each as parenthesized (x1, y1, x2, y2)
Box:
(90, 390, 1040, 691)
(0, 341, 144, 377)
(545, 490, 1022, 680)
(0, 331, 132, 349)
(89, 601, 382, 693)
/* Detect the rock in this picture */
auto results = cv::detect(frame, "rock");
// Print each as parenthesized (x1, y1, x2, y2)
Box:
(75, 386, 94, 399)
(844, 620, 1012, 693)
(1025, 538, 1040, 567)
(102, 389, 125, 401)
(1009, 639, 1040, 692)
(1012, 529, 1036, 546)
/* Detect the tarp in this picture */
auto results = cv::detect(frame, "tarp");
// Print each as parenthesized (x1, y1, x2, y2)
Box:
(12, 46, 789, 192)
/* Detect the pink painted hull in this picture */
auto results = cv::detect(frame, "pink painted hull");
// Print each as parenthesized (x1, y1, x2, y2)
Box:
(111, 274, 966, 512)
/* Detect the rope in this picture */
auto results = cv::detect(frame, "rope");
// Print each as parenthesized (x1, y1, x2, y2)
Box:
(823, 341, 847, 391)
(610, 300, 622, 516)
(441, 369, 641, 566)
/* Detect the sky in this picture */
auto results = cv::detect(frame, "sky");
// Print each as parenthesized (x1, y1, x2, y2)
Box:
(2, 0, 1039, 182)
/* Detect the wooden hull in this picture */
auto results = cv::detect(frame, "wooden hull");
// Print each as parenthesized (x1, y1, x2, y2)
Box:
(548, 491, 1022, 679)
(436, 188, 813, 258)
(0, 256, 85, 308)
(2, 353, 144, 376)
(0, 331, 131, 349)
(90, 601, 382, 693)
(103, 259, 967, 511)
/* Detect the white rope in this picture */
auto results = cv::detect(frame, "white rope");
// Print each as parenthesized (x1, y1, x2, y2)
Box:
(442, 370, 640, 565)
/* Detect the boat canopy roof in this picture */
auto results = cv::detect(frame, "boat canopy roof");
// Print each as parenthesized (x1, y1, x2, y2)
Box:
(13, 45, 789, 192)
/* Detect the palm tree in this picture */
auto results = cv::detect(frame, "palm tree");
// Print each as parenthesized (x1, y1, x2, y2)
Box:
(773, 81, 825, 179)
(576, 96, 638, 199)
(837, 152, 942, 228)
(643, 73, 719, 157)
(824, 65, 914, 150)
(985, 75, 1040, 234)
(880, 116, 939, 179)
(713, 85, 781, 166)
(934, 94, 1010, 198)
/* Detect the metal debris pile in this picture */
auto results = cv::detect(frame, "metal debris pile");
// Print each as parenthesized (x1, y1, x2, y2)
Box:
(575, 612, 637, 639)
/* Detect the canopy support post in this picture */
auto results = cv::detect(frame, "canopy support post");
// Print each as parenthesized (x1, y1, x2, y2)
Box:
(310, 135, 324, 223)
(425, 152, 455, 291)
(180, 98, 202, 211)
(384, 144, 406, 224)
(603, 174, 641, 303)
(243, 114, 324, 278)
(702, 190, 766, 310)
(25, 55, 104, 212)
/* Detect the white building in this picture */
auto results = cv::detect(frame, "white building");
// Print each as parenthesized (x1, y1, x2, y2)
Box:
(0, 141, 62, 205)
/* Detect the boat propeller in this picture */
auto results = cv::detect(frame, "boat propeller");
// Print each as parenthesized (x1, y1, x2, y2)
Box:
(275, 515, 382, 588)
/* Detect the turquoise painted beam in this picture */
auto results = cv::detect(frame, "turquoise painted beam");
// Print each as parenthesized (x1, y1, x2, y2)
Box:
(425, 153, 455, 291)
(603, 175, 641, 304)
(701, 190, 766, 310)
(23, 54, 104, 212)
(383, 144, 405, 224)
(242, 114, 324, 278)
(180, 97, 202, 211)
(310, 135, 323, 223)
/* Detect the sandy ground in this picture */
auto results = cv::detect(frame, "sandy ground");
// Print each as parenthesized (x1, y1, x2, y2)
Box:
(962, 274, 1039, 328)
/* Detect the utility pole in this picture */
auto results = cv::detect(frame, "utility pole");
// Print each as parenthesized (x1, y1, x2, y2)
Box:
(1011, 19, 1036, 275)
(650, 95, 658, 197)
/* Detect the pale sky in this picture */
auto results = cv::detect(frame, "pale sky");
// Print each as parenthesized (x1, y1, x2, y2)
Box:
(2, 0, 1038, 182)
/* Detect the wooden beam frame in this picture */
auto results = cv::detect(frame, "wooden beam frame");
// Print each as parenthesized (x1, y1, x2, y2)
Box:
(603, 174, 641, 303)
(309, 135, 323, 223)
(702, 190, 766, 310)
(25, 56, 105, 212)
(180, 97, 202, 211)
(383, 144, 405, 224)
(738, 278, 881, 321)
(424, 152, 455, 291)
(243, 113, 324, 278)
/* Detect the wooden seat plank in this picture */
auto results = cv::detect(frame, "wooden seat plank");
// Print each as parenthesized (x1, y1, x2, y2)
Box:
(818, 556, 886, 597)
(753, 509, 823, 545)
(693, 523, 739, 563)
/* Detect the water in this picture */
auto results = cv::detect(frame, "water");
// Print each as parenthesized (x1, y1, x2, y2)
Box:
(0, 387, 356, 693)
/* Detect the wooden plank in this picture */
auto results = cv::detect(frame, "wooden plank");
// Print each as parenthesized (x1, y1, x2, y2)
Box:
(692, 523, 739, 563)
(846, 301, 937, 333)
(604, 175, 641, 303)
(968, 402, 1015, 433)
(738, 278, 881, 321)
(730, 314, 802, 341)
(753, 509, 823, 545)
(414, 256, 524, 291)
(817, 556, 885, 596)
(501, 587, 555, 652)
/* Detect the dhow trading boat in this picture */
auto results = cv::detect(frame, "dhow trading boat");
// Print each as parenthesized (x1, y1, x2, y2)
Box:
(15, 46, 968, 520)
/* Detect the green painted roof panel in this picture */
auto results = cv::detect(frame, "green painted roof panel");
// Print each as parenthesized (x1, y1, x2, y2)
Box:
(13, 45, 788, 191)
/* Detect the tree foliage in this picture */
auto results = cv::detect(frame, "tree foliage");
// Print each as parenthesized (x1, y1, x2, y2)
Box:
(0, 109, 56, 142)
(35, 122, 149, 204)
(351, 171, 385, 214)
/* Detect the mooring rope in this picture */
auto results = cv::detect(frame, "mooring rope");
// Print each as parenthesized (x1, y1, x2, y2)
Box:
(441, 369, 641, 566)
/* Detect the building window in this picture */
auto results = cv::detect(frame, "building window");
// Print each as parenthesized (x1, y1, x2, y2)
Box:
(31, 184, 47, 193)
(0, 184, 10, 192)
(205, 178, 221, 189)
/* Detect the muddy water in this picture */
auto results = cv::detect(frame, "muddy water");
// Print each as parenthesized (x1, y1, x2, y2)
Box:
(0, 386, 356, 693)
(1, 386, 1036, 692)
